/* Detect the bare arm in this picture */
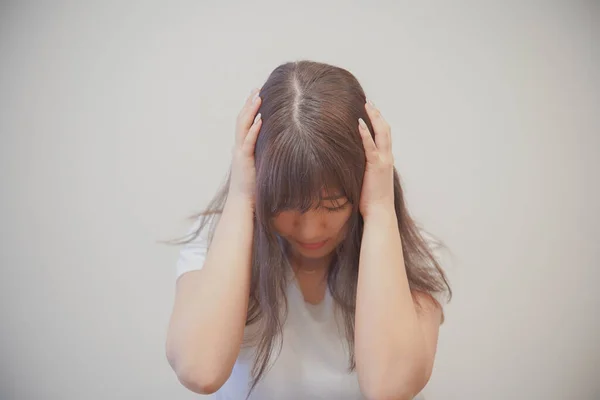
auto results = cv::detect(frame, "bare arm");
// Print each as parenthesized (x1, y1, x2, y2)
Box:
(354, 102, 442, 400)
(166, 89, 262, 394)
(166, 196, 254, 394)
(355, 207, 442, 400)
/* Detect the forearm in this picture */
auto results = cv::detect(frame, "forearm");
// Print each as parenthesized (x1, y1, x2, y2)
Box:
(355, 206, 426, 399)
(169, 196, 254, 389)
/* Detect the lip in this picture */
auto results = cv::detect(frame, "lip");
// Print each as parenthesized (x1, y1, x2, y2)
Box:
(296, 239, 329, 250)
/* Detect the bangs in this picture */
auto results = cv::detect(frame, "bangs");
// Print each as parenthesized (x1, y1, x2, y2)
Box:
(257, 133, 355, 217)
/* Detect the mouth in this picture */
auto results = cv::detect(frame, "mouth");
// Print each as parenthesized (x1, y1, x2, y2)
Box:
(296, 239, 329, 250)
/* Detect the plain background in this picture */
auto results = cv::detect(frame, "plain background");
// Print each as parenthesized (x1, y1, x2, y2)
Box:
(1, 1, 598, 399)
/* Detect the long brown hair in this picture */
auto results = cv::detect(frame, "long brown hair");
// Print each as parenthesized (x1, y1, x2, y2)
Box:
(167, 60, 451, 396)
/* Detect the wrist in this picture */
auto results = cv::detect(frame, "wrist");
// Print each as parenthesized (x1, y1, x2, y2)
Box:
(224, 194, 255, 214)
(362, 203, 397, 224)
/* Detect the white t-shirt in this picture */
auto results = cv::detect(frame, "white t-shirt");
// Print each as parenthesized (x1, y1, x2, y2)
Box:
(175, 218, 429, 400)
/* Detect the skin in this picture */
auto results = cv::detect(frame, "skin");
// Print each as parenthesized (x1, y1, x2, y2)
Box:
(166, 89, 263, 394)
(354, 100, 442, 400)
(272, 193, 353, 304)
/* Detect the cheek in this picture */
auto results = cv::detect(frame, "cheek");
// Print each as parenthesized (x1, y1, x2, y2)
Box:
(272, 213, 295, 235)
(328, 210, 353, 232)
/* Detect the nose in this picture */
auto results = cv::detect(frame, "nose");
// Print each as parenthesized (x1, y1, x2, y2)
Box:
(295, 209, 326, 242)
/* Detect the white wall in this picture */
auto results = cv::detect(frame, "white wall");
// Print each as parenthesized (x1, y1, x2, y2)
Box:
(1, 1, 598, 399)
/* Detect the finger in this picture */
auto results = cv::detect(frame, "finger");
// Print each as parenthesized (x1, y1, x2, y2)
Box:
(240, 88, 260, 119)
(241, 113, 262, 155)
(237, 88, 259, 123)
(365, 101, 392, 153)
(236, 90, 262, 146)
(247, 88, 259, 103)
(358, 118, 379, 162)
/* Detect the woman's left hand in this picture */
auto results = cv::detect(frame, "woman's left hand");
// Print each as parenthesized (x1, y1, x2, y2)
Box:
(357, 100, 396, 219)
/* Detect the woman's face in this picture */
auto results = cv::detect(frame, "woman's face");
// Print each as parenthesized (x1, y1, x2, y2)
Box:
(272, 191, 353, 260)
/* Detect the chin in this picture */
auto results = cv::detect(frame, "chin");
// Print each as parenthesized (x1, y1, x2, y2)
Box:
(297, 249, 328, 258)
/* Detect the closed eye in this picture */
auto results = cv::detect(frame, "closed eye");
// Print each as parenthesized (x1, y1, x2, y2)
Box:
(322, 201, 350, 212)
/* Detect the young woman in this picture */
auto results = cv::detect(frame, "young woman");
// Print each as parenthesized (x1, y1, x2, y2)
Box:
(166, 60, 451, 400)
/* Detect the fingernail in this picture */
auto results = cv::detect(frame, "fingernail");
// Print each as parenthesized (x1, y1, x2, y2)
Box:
(367, 98, 374, 107)
(358, 118, 367, 129)
(252, 92, 260, 104)
(253, 113, 262, 124)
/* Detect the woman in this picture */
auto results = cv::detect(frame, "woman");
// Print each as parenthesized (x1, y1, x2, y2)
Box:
(165, 60, 451, 400)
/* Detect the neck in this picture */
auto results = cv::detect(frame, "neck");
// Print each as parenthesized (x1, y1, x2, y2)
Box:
(289, 252, 333, 275)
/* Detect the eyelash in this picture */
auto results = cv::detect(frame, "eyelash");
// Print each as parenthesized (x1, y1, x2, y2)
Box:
(275, 200, 349, 214)
(321, 202, 349, 212)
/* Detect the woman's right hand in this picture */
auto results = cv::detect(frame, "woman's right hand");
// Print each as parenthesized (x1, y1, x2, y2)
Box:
(228, 88, 263, 207)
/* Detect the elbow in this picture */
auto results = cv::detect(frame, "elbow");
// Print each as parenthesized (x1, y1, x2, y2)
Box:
(166, 344, 229, 395)
(176, 363, 229, 395)
(361, 381, 414, 400)
(362, 387, 415, 400)
(359, 360, 431, 400)
(361, 381, 420, 400)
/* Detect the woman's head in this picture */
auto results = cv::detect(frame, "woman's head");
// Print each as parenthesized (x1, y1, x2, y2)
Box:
(253, 61, 372, 263)
(171, 60, 451, 397)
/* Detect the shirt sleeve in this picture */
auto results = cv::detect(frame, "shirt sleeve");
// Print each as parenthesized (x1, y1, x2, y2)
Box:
(175, 216, 210, 280)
